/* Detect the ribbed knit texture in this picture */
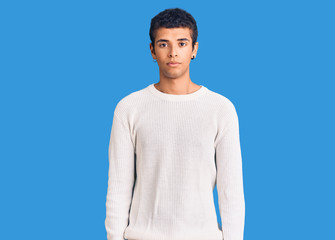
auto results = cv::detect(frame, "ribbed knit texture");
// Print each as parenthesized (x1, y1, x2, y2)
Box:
(105, 83, 245, 240)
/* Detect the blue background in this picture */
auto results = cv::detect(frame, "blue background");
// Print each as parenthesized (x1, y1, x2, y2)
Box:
(1, 0, 334, 239)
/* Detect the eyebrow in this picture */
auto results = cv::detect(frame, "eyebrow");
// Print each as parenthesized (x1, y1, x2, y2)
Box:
(156, 38, 190, 43)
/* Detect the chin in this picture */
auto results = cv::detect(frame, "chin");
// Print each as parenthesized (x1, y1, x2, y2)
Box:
(163, 70, 184, 78)
(164, 73, 183, 79)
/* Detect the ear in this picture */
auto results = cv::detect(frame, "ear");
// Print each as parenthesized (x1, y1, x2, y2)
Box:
(192, 41, 199, 57)
(150, 42, 156, 58)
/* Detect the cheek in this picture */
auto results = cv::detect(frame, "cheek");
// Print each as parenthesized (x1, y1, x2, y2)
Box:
(183, 49, 193, 58)
(155, 52, 166, 62)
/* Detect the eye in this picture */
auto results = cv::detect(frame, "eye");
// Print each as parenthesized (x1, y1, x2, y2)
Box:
(159, 43, 167, 47)
(180, 42, 187, 46)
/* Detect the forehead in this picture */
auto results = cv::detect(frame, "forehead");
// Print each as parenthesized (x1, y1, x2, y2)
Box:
(155, 27, 192, 40)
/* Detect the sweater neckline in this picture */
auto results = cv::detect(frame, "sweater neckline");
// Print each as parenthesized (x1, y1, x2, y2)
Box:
(147, 83, 208, 101)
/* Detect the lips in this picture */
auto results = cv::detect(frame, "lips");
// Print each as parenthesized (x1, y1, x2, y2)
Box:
(167, 62, 180, 67)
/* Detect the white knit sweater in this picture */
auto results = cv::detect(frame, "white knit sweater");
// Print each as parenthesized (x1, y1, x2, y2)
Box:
(105, 83, 245, 240)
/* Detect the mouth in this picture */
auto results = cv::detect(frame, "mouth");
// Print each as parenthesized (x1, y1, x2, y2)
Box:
(167, 62, 181, 67)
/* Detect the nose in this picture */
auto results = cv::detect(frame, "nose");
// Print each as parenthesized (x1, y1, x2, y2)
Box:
(168, 44, 178, 57)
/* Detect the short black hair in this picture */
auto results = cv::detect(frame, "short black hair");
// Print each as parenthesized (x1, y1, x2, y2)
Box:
(149, 8, 198, 53)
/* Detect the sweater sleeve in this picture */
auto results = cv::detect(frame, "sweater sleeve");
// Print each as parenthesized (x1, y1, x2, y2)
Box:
(105, 112, 136, 240)
(215, 100, 245, 240)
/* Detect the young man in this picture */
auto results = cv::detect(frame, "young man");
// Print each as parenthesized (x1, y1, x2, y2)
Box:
(105, 8, 245, 240)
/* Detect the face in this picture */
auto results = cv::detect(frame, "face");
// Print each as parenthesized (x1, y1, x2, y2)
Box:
(150, 27, 198, 80)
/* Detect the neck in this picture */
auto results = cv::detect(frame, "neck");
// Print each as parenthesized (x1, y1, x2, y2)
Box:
(157, 71, 200, 95)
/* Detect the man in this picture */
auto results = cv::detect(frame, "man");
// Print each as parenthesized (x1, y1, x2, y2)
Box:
(105, 8, 245, 240)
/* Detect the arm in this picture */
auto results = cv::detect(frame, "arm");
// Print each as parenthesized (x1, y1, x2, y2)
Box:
(215, 100, 245, 240)
(105, 111, 136, 240)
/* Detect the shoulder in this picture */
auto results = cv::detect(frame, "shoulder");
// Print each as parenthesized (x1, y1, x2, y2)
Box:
(205, 88, 241, 141)
(113, 85, 148, 119)
(205, 87, 238, 115)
